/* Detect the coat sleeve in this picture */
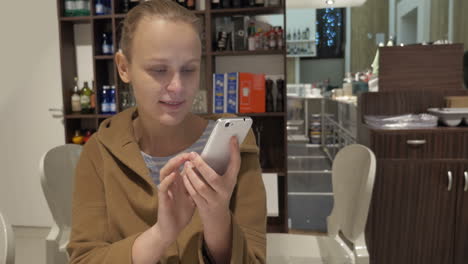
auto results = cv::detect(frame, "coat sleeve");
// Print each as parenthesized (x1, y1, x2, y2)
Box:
(67, 137, 141, 264)
(197, 129, 267, 264)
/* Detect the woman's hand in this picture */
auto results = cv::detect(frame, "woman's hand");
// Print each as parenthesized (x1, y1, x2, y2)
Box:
(153, 153, 196, 245)
(182, 137, 241, 263)
(183, 136, 240, 222)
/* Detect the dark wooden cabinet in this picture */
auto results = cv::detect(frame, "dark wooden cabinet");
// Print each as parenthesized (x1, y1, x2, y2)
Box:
(357, 46, 468, 263)
(362, 127, 468, 264)
(367, 159, 465, 264)
(454, 162, 468, 264)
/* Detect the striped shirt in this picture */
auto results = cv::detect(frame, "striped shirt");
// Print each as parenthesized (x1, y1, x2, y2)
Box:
(141, 120, 215, 186)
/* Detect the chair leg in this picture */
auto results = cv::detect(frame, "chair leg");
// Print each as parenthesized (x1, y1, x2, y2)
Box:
(353, 234, 369, 264)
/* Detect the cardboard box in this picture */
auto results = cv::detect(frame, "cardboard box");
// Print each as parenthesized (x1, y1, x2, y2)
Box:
(226, 72, 239, 113)
(445, 96, 468, 108)
(239, 72, 265, 113)
(213, 73, 226, 113)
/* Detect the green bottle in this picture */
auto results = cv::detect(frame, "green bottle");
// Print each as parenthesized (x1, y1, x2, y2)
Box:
(80, 81, 92, 114)
(64, 0, 75, 17)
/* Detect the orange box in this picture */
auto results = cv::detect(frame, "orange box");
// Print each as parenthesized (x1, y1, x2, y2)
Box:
(238, 72, 265, 113)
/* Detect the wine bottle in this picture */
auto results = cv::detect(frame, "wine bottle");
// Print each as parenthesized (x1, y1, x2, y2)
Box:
(221, 0, 231, 8)
(71, 77, 81, 112)
(187, 0, 195, 10)
(129, 0, 140, 10)
(276, 78, 284, 112)
(121, 0, 129, 13)
(64, 0, 76, 16)
(80, 81, 92, 114)
(211, 0, 220, 9)
(254, 0, 264, 7)
(265, 79, 274, 112)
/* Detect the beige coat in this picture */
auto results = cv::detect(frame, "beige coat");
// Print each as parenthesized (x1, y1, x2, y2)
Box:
(67, 107, 267, 263)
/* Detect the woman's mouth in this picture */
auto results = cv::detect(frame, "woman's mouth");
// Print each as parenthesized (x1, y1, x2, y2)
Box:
(159, 100, 185, 111)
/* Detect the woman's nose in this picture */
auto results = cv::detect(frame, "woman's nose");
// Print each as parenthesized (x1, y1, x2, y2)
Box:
(167, 72, 183, 93)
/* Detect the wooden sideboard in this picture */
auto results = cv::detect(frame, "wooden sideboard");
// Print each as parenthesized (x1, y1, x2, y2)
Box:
(358, 91, 468, 264)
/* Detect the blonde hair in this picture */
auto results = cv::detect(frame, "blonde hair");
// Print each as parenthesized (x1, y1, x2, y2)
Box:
(119, 0, 202, 61)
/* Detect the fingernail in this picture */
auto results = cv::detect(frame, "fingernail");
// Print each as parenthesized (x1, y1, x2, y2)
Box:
(190, 152, 197, 159)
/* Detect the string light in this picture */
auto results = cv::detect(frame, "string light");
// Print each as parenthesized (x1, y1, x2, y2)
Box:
(316, 8, 343, 48)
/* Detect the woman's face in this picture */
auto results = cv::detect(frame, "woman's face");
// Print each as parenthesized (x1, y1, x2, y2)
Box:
(121, 18, 202, 126)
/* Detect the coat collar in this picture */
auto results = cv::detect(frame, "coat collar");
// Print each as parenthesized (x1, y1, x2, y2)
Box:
(96, 107, 259, 188)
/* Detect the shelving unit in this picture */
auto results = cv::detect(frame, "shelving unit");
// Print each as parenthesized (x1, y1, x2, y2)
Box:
(56, 0, 288, 232)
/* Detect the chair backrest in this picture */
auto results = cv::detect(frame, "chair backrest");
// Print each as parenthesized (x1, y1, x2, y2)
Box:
(0, 212, 15, 264)
(327, 144, 376, 243)
(40, 144, 82, 230)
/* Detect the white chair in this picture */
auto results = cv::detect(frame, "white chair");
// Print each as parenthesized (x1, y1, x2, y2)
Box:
(40, 144, 82, 264)
(0, 211, 14, 264)
(268, 144, 376, 264)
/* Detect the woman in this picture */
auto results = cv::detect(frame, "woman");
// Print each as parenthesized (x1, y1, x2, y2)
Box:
(66, 0, 267, 263)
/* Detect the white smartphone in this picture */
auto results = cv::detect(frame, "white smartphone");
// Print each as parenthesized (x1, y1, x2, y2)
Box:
(201, 117, 253, 175)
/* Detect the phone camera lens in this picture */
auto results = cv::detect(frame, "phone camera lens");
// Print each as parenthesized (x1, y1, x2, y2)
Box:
(225, 122, 230, 127)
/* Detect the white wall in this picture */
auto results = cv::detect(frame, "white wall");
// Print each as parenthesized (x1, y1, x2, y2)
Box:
(396, 0, 431, 44)
(0, 1, 64, 227)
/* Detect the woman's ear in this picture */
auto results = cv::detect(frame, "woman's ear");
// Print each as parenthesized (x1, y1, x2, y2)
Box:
(115, 51, 131, 83)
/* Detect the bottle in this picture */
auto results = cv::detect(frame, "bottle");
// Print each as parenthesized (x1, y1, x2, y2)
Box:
(121, 0, 129, 13)
(75, 0, 90, 16)
(95, 0, 105, 15)
(248, 21, 256, 51)
(276, 78, 284, 112)
(247, 0, 255, 7)
(268, 0, 279, 6)
(72, 130, 84, 144)
(80, 81, 92, 114)
(255, 30, 262, 50)
(221, 0, 231, 8)
(71, 77, 81, 113)
(277, 27, 284, 50)
(90, 80, 96, 112)
(187, 0, 195, 10)
(105, 0, 111, 14)
(254, 0, 264, 7)
(268, 29, 276, 50)
(387, 35, 394, 46)
(232, 0, 241, 8)
(129, 0, 140, 10)
(265, 79, 274, 112)
(83, 130, 93, 144)
(262, 30, 269, 50)
(102, 33, 113, 55)
(109, 85, 117, 114)
(64, 0, 76, 16)
(211, 0, 220, 9)
(101, 85, 110, 114)
(177, 0, 187, 8)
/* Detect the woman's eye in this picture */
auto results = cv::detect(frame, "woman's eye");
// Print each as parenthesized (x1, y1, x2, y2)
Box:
(151, 68, 167, 73)
(182, 68, 196, 73)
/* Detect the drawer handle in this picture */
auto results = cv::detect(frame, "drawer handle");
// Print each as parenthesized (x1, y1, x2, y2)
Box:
(406, 139, 426, 146)
(464, 171, 468, 192)
(448, 171, 453, 191)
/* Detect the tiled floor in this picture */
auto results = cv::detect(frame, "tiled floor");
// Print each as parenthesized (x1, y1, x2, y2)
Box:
(12, 226, 323, 264)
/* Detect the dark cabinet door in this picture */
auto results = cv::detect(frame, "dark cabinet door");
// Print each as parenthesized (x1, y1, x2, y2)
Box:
(366, 160, 457, 264)
(454, 162, 468, 264)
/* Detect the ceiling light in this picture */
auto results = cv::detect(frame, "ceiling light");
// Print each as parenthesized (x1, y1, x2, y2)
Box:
(286, 0, 366, 9)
